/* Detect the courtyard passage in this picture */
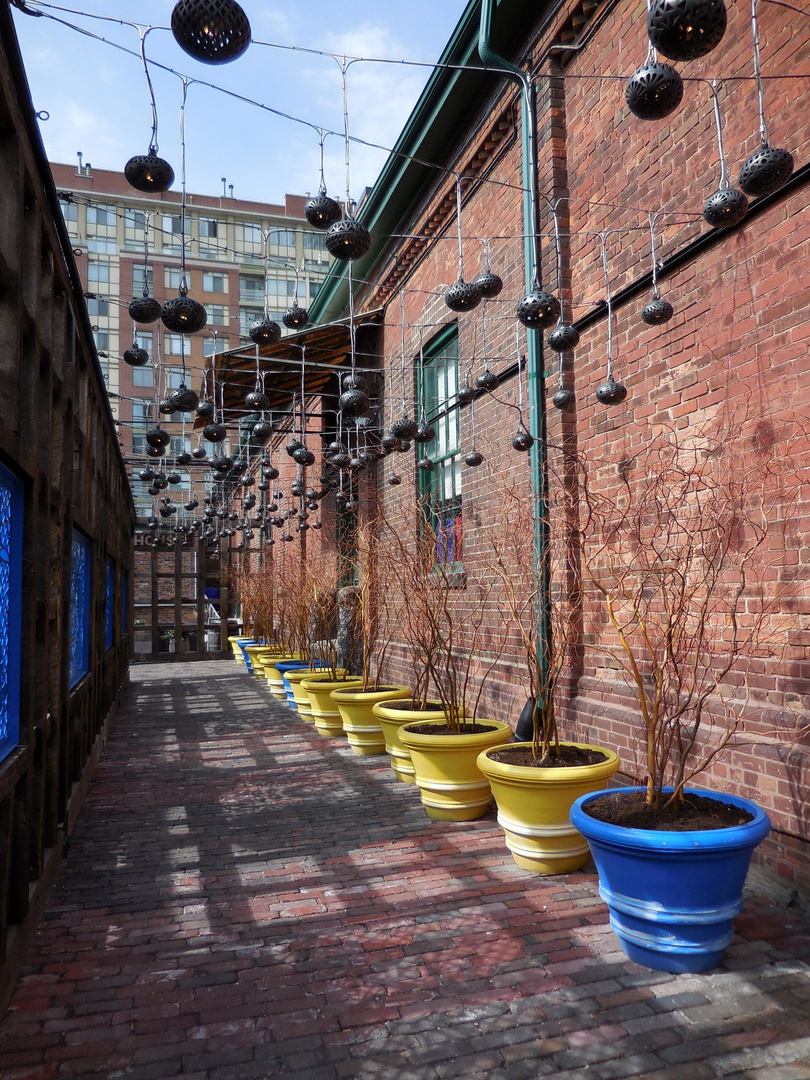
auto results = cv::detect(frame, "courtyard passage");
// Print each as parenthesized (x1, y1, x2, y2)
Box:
(2, 660, 810, 1079)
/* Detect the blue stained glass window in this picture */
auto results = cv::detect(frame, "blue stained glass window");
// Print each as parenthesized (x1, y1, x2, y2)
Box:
(105, 557, 114, 651)
(70, 530, 91, 688)
(0, 463, 22, 763)
(122, 568, 128, 635)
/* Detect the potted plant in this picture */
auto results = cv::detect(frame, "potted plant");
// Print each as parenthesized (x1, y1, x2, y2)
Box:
(476, 483, 620, 873)
(569, 420, 807, 972)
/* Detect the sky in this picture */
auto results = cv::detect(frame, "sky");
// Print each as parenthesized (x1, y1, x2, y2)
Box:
(11, 0, 471, 205)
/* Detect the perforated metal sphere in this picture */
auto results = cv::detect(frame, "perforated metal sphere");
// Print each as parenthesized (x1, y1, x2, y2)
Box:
(414, 422, 435, 443)
(161, 294, 208, 333)
(702, 187, 748, 228)
(245, 390, 270, 410)
(642, 298, 674, 325)
(249, 318, 281, 345)
(390, 416, 419, 440)
(552, 388, 576, 411)
(211, 455, 231, 471)
(647, 0, 727, 61)
(595, 378, 628, 405)
(338, 388, 370, 416)
(311, 521, 323, 531)
(146, 427, 171, 448)
(128, 295, 162, 324)
(285, 438, 303, 457)
(417, 457, 434, 471)
(738, 145, 794, 198)
(388, 473, 402, 486)
(171, 385, 199, 411)
(166, 472, 182, 485)
(175, 452, 192, 466)
(445, 279, 482, 312)
(265, 466, 280, 480)
(170, 0, 251, 64)
(305, 193, 342, 229)
(358, 450, 376, 467)
(342, 372, 367, 391)
(512, 430, 535, 452)
(475, 368, 498, 391)
(324, 218, 372, 261)
(381, 433, 401, 453)
(231, 460, 247, 475)
(348, 456, 365, 472)
(472, 270, 504, 298)
(330, 452, 351, 469)
(282, 305, 309, 330)
(327, 440, 345, 454)
(159, 397, 177, 416)
(184, 500, 199, 511)
(464, 450, 484, 467)
(293, 446, 316, 466)
(625, 61, 684, 120)
(203, 422, 227, 443)
(547, 323, 581, 352)
(395, 440, 412, 453)
(138, 467, 155, 481)
(196, 400, 215, 419)
(153, 475, 168, 489)
(124, 153, 175, 193)
(251, 421, 273, 443)
(191, 446, 208, 460)
(517, 290, 561, 329)
(458, 383, 476, 404)
(123, 346, 150, 367)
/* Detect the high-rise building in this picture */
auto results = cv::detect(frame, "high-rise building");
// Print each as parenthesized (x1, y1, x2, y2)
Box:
(51, 161, 332, 519)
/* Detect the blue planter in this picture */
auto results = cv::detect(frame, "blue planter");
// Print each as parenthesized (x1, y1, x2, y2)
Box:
(277, 662, 311, 709)
(236, 640, 257, 672)
(570, 787, 771, 973)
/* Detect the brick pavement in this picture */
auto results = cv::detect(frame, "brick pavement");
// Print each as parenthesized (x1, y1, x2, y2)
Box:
(2, 660, 810, 1080)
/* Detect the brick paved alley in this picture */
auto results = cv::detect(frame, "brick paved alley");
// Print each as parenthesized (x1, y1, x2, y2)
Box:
(2, 660, 810, 1080)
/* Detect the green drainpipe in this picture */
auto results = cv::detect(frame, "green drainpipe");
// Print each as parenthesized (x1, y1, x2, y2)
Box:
(478, 0, 553, 728)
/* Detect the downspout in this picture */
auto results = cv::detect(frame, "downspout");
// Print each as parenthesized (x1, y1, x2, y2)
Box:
(478, 0, 553, 727)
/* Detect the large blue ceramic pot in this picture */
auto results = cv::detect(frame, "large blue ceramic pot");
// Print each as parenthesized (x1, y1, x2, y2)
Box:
(570, 787, 771, 973)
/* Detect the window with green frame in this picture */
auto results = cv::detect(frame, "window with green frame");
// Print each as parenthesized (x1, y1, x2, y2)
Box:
(418, 325, 462, 565)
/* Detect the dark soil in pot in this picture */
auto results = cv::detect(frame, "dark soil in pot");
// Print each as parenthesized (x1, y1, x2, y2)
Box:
(489, 745, 609, 768)
(584, 791, 754, 831)
(405, 722, 498, 735)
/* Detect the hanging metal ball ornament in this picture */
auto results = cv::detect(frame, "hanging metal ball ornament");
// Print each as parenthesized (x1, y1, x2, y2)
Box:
(738, 145, 794, 198)
(171, 385, 199, 412)
(552, 388, 576, 411)
(161, 292, 208, 334)
(153, 475, 168, 490)
(642, 298, 674, 325)
(159, 397, 178, 416)
(388, 473, 402, 486)
(305, 193, 342, 230)
(445, 279, 482, 312)
(472, 270, 504, 298)
(417, 457, 434, 472)
(167, 472, 182, 485)
(249, 318, 281, 345)
(702, 186, 748, 228)
(138, 467, 156, 481)
(646, 0, 727, 62)
(251, 421, 273, 444)
(245, 390, 270, 410)
(265, 465, 280, 480)
(203, 422, 227, 443)
(170, 0, 251, 64)
(414, 422, 435, 443)
(191, 446, 208, 460)
(395, 440, 412, 454)
(547, 323, 581, 352)
(338, 388, 369, 417)
(196, 400, 215, 419)
(123, 346, 150, 367)
(184, 500, 199, 511)
(124, 152, 175, 194)
(625, 61, 684, 121)
(381, 433, 401, 453)
(464, 450, 484, 467)
(146, 427, 171, 449)
(390, 416, 419, 441)
(128, 294, 162, 324)
(293, 446, 316, 467)
(175, 452, 192, 466)
(342, 372, 367, 391)
(475, 368, 498, 392)
(512, 430, 535, 452)
(330, 452, 351, 470)
(595, 378, 628, 405)
(457, 383, 476, 404)
(517, 290, 561, 329)
(282, 305, 309, 330)
(286, 438, 303, 457)
(324, 218, 372, 261)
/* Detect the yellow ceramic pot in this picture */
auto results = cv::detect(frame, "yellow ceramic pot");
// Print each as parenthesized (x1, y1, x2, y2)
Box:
(260, 655, 303, 699)
(330, 685, 412, 756)
(302, 675, 364, 736)
(476, 741, 620, 874)
(284, 667, 328, 717)
(371, 700, 452, 784)
(244, 644, 281, 678)
(399, 718, 512, 820)
(229, 636, 253, 663)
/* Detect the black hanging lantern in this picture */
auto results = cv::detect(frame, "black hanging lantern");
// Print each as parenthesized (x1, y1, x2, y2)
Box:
(642, 298, 674, 325)
(167, 472, 182, 485)
(457, 383, 476, 404)
(286, 438, 303, 457)
(159, 397, 178, 416)
(342, 373, 367, 391)
(417, 457, 434, 472)
(517, 290, 561, 329)
(702, 187, 748, 228)
(625, 61, 684, 121)
(175, 452, 192, 466)
(251, 421, 272, 444)
(305, 193, 342, 230)
(338, 388, 369, 416)
(475, 368, 498, 391)
(170, 0, 251, 64)
(595, 378, 628, 405)
(196, 400, 215, 419)
(647, 0, 727, 62)
(171, 385, 199, 412)
(124, 153, 175, 194)
(184, 500, 199, 511)
(330, 452, 351, 469)
(128, 294, 162, 324)
(282, 305, 309, 330)
(153, 475, 168, 490)
(464, 450, 484, 467)
(738, 145, 794, 198)
(324, 219, 372, 261)
(512, 430, 534, 452)
(192, 446, 208, 460)
(381, 433, 401, 453)
(161, 293, 208, 333)
(388, 473, 402, 486)
(552, 389, 576, 411)
(203, 422, 227, 443)
(123, 346, 150, 367)
(139, 467, 155, 481)
(390, 416, 419, 440)
(414, 422, 435, 443)
(547, 323, 580, 352)
(326, 440, 346, 455)
(249, 318, 281, 345)
(472, 270, 504, 298)
(265, 465, 280, 480)
(245, 390, 270, 410)
(146, 427, 171, 449)
(293, 446, 316, 467)
(395, 440, 412, 454)
(445, 279, 482, 313)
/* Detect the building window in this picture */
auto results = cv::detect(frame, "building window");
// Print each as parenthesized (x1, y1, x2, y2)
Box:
(0, 464, 22, 763)
(164, 334, 186, 356)
(208, 304, 229, 326)
(86, 238, 117, 255)
(170, 437, 192, 457)
(203, 272, 227, 293)
(203, 337, 228, 357)
(274, 229, 295, 248)
(125, 208, 146, 231)
(239, 275, 264, 303)
(59, 198, 78, 223)
(134, 332, 154, 361)
(133, 266, 154, 295)
(105, 558, 115, 651)
(132, 365, 153, 387)
(87, 204, 116, 229)
(303, 232, 326, 250)
(93, 330, 109, 353)
(165, 267, 184, 291)
(162, 215, 190, 236)
(132, 402, 154, 454)
(199, 219, 220, 238)
(86, 296, 109, 317)
(239, 309, 264, 337)
(87, 261, 110, 284)
(70, 529, 91, 688)
(418, 326, 462, 565)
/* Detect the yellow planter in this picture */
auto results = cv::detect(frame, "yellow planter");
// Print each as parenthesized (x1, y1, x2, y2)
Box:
(284, 667, 328, 717)
(399, 719, 512, 820)
(301, 675, 364, 737)
(371, 700, 451, 784)
(260, 655, 303, 699)
(476, 742, 620, 874)
(229, 636, 253, 664)
(244, 644, 281, 678)
(330, 686, 412, 756)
